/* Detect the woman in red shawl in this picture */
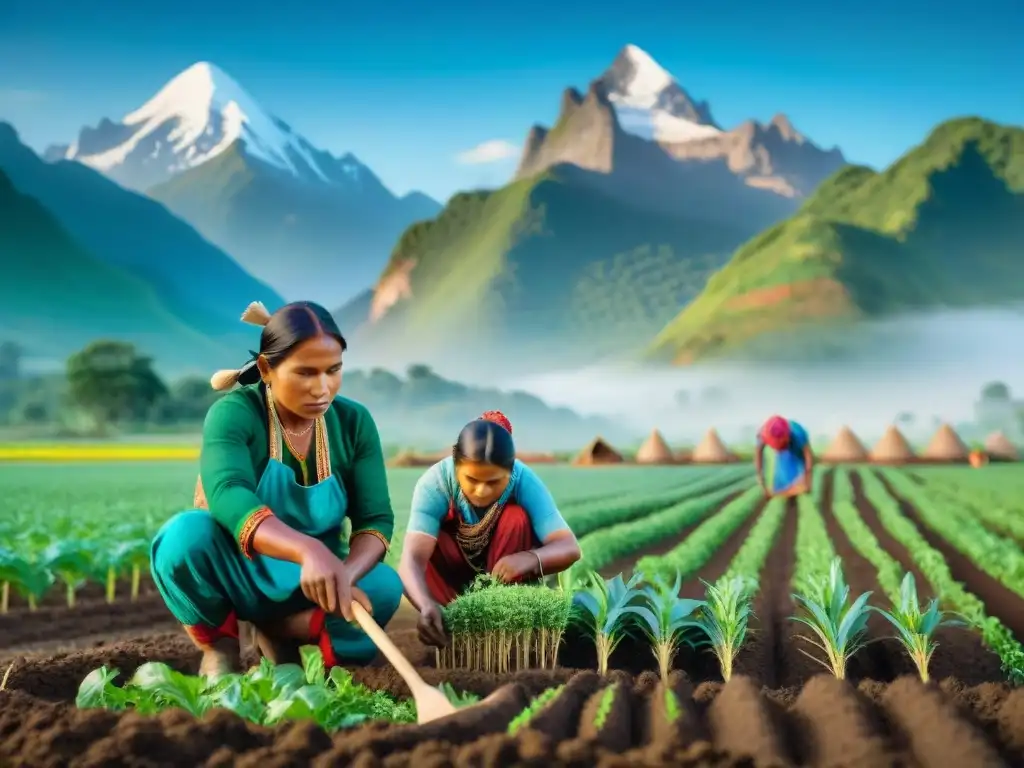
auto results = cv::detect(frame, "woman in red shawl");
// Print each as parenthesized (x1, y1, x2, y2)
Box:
(398, 410, 582, 648)
(755, 414, 814, 498)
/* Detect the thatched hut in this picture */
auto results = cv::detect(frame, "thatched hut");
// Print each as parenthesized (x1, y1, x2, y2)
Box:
(635, 429, 675, 464)
(572, 437, 624, 466)
(921, 423, 970, 462)
(984, 431, 1019, 462)
(821, 426, 869, 463)
(691, 428, 738, 464)
(869, 425, 915, 464)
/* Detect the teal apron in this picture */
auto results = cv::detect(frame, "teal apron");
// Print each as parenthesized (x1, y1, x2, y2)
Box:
(151, 390, 402, 665)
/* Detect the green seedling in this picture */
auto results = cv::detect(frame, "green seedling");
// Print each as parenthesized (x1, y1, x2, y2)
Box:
(791, 557, 872, 680)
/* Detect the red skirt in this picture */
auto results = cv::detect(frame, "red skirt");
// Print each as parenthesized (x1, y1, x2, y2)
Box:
(424, 503, 539, 605)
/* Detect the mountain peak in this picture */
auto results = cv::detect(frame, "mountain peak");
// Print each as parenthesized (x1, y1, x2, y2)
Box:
(52, 61, 342, 191)
(769, 112, 802, 141)
(126, 61, 246, 127)
(614, 44, 674, 100)
(595, 44, 720, 143)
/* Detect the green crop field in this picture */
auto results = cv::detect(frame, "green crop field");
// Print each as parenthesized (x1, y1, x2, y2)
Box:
(0, 462, 733, 602)
(4, 460, 1024, 678)
(4, 459, 1024, 764)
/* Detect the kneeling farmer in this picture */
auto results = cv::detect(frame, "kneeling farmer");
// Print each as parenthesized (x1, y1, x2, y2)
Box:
(151, 300, 403, 677)
(398, 411, 582, 648)
(755, 414, 814, 498)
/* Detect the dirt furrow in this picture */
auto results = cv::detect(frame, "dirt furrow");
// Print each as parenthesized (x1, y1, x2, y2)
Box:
(732, 497, 814, 689)
(598, 490, 750, 581)
(818, 469, 915, 682)
(849, 471, 1005, 685)
(881, 676, 1009, 767)
(0, 595, 176, 652)
(788, 674, 900, 767)
(678, 498, 769, 600)
(2, 631, 1024, 767)
(706, 675, 794, 766)
(873, 471, 1024, 645)
(577, 675, 638, 751)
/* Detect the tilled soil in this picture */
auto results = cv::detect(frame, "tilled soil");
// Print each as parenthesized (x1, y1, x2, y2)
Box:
(597, 491, 757, 582)
(2, 480, 1023, 766)
(2, 641, 1022, 768)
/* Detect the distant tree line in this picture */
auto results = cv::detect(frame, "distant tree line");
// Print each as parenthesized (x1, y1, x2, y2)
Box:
(0, 340, 221, 434)
(0, 339, 613, 448)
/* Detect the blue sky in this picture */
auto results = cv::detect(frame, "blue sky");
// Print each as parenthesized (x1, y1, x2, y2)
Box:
(0, 0, 1020, 202)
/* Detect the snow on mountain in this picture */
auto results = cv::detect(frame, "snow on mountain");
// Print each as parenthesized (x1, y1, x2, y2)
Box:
(50, 62, 363, 192)
(597, 44, 723, 143)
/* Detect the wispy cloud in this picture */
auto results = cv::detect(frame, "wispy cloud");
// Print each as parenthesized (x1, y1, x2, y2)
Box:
(455, 139, 519, 165)
(0, 88, 48, 105)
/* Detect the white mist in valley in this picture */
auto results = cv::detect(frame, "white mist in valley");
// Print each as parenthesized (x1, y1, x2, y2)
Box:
(505, 307, 1024, 445)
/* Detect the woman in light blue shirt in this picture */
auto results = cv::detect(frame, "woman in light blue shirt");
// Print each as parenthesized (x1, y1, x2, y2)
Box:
(397, 410, 582, 647)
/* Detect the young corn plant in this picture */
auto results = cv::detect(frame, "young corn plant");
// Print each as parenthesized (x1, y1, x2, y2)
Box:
(625, 572, 705, 683)
(689, 575, 757, 681)
(791, 557, 872, 680)
(873, 572, 965, 683)
(573, 571, 645, 675)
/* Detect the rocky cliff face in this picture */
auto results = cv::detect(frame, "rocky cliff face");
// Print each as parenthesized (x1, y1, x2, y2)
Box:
(661, 114, 847, 197)
(515, 85, 616, 178)
(515, 45, 846, 201)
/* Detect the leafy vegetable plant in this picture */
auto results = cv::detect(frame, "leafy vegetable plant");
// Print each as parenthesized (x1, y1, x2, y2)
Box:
(573, 570, 644, 675)
(76, 645, 475, 730)
(791, 557, 872, 679)
(689, 575, 756, 681)
(873, 572, 965, 682)
(626, 572, 705, 682)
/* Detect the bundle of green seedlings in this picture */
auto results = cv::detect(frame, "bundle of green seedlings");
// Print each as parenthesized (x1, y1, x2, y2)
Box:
(439, 574, 573, 672)
(76, 645, 478, 730)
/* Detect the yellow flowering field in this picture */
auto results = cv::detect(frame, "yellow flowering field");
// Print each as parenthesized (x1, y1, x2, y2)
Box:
(0, 444, 200, 461)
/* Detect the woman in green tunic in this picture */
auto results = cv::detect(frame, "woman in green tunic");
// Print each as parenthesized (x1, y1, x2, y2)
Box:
(150, 300, 403, 677)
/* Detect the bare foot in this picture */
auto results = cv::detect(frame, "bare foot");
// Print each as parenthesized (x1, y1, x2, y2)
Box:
(198, 637, 242, 678)
(253, 629, 302, 665)
(251, 609, 316, 665)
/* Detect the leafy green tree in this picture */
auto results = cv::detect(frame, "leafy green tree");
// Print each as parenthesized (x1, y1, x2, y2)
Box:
(981, 381, 1011, 401)
(0, 341, 22, 381)
(66, 341, 167, 426)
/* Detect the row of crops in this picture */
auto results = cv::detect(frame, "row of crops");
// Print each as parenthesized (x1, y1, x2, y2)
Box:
(437, 462, 1024, 685)
(0, 463, 745, 613)
(5, 460, 1024, 688)
(75, 551, 1000, 731)
(31, 459, 1024, 735)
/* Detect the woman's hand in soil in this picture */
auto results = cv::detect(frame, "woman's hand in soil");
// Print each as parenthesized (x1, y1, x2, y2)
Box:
(298, 542, 371, 622)
(417, 602, 449, 647)
(491, 551, 540, 583)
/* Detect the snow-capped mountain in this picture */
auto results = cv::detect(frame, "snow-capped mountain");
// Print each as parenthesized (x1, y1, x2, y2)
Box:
(516, 44, 845, 200)
(595, 44, 723, 143)
(46, 62, 371, 193)
(44, 62, 441, 307)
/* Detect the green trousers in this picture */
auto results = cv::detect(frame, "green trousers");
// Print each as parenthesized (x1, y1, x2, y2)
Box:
(151, 510, 402, 665)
